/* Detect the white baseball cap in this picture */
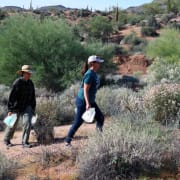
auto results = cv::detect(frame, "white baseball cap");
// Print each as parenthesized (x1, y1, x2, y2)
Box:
(88, 55, 104, 64)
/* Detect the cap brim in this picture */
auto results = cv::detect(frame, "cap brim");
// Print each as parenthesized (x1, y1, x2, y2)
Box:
(98, 59, 104, 63)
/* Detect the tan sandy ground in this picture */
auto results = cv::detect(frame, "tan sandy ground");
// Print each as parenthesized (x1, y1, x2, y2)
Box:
(0, 123, 98, 180)
(0, 122, 179, 179)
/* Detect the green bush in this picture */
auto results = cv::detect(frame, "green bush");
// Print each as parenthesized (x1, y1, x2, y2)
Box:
(146, 28, 180, 62)
(123, 32, 141, 45)
(147, 15, 160, 29)
(78, 112, 180, 179)
(147, 57, 180, 84)
(142, 2, 164, 16)
(0, 151, 18, 179)
(0, 14, 87, 91)
(0, 14, 115, 91)
(144, 83, 180, 125)
(0, 9, 8, 20)
(77, 9, 91, 17)
(146, 28, 180, 83)
(141, 26, 158, 37)
(122, 32, 148, 53)
(88, 16, 113, 42)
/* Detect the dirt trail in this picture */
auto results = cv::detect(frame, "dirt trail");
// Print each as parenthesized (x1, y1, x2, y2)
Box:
(0, 123, 96, 156)
(0, 123, 96, 180)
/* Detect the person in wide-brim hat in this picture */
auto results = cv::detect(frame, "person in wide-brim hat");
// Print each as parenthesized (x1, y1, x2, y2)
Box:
(4, 64, 36, 148)
(16, 65, 33, 75)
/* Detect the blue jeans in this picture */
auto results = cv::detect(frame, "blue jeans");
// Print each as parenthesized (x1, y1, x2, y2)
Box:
(65, 97, 104, 143)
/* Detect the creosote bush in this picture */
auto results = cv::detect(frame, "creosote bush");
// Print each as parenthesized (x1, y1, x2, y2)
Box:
(32, 146, 75, 168)
(0, 151, 18, 180)
(56, 83, 80, 125)
(147, 57, 180, 85)
(96, 86, 144, 116)
(34, 97, 57, 144)
(78, 112, 180, 180)
(144, 83, 180, 125)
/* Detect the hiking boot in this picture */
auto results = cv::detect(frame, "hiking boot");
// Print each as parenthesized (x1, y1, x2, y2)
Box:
(4, 140, 13, 147)
(22, 143, 32, 148)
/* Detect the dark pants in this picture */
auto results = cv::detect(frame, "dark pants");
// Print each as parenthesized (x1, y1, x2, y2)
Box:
(4, 106, 33, 144)
(65, 97, 104, 143)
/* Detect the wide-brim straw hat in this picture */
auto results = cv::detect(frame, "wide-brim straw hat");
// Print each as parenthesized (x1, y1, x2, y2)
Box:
(16, 65, 33, 75)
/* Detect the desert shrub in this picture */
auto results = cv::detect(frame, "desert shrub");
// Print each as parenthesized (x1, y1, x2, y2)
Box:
(77, 9, 91, 17)
(34, 83, 80, 127)
(141, 26, 158, 37)
(0, 14, 115, 91)
(32, 146, 75, 168)
(130, 40, 148, 53)
(144, 83, 180, 125)
(78, 113, 180, 180)
(0, 84, 10, 105)
(35, 88, 55, 98)
(146, 28, 180, 62)
(0, 85, 10, 124)
(146, 28, 180, 84)
(88, 16, 113, 42)
(147, 15, 160, 29)
(122, 32, 148, 53)
(142, 2, 164, 16)
(167, 21, 180, 30)
(34, 97, 57, 144)
(126, 14, 143, 25)
(0, 9, 8, 20)
(147, 57, 180, 84)
(96, 86, 143, 116)
(123, 32, 142, 45)
(0, 151, 18, 179)
(160, 13, 174, 24)
(56, 83, 80, 125)
(0, 14, 87, 91)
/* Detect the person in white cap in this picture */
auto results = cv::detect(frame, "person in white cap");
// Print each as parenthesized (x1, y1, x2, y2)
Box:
(4, 65, 36, 148)
(65, 55, 104, 146)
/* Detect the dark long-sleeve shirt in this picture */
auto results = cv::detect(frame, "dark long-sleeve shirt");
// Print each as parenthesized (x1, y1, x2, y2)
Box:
(8, 77, 36, 113)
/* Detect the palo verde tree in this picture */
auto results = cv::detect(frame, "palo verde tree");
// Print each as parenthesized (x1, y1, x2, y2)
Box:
(0, 14, 88, 91)
(88, 15, 113, 43)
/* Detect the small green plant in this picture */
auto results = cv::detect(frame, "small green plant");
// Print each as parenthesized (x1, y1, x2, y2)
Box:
(123, 32, 141, 45)
(141, 26, 158, 37)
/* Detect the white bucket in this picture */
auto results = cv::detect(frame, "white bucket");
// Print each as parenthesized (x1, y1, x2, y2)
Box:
(3, 114, 17, 127)
(82, 108, 95, 123)
(31, 114, 38, 125)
